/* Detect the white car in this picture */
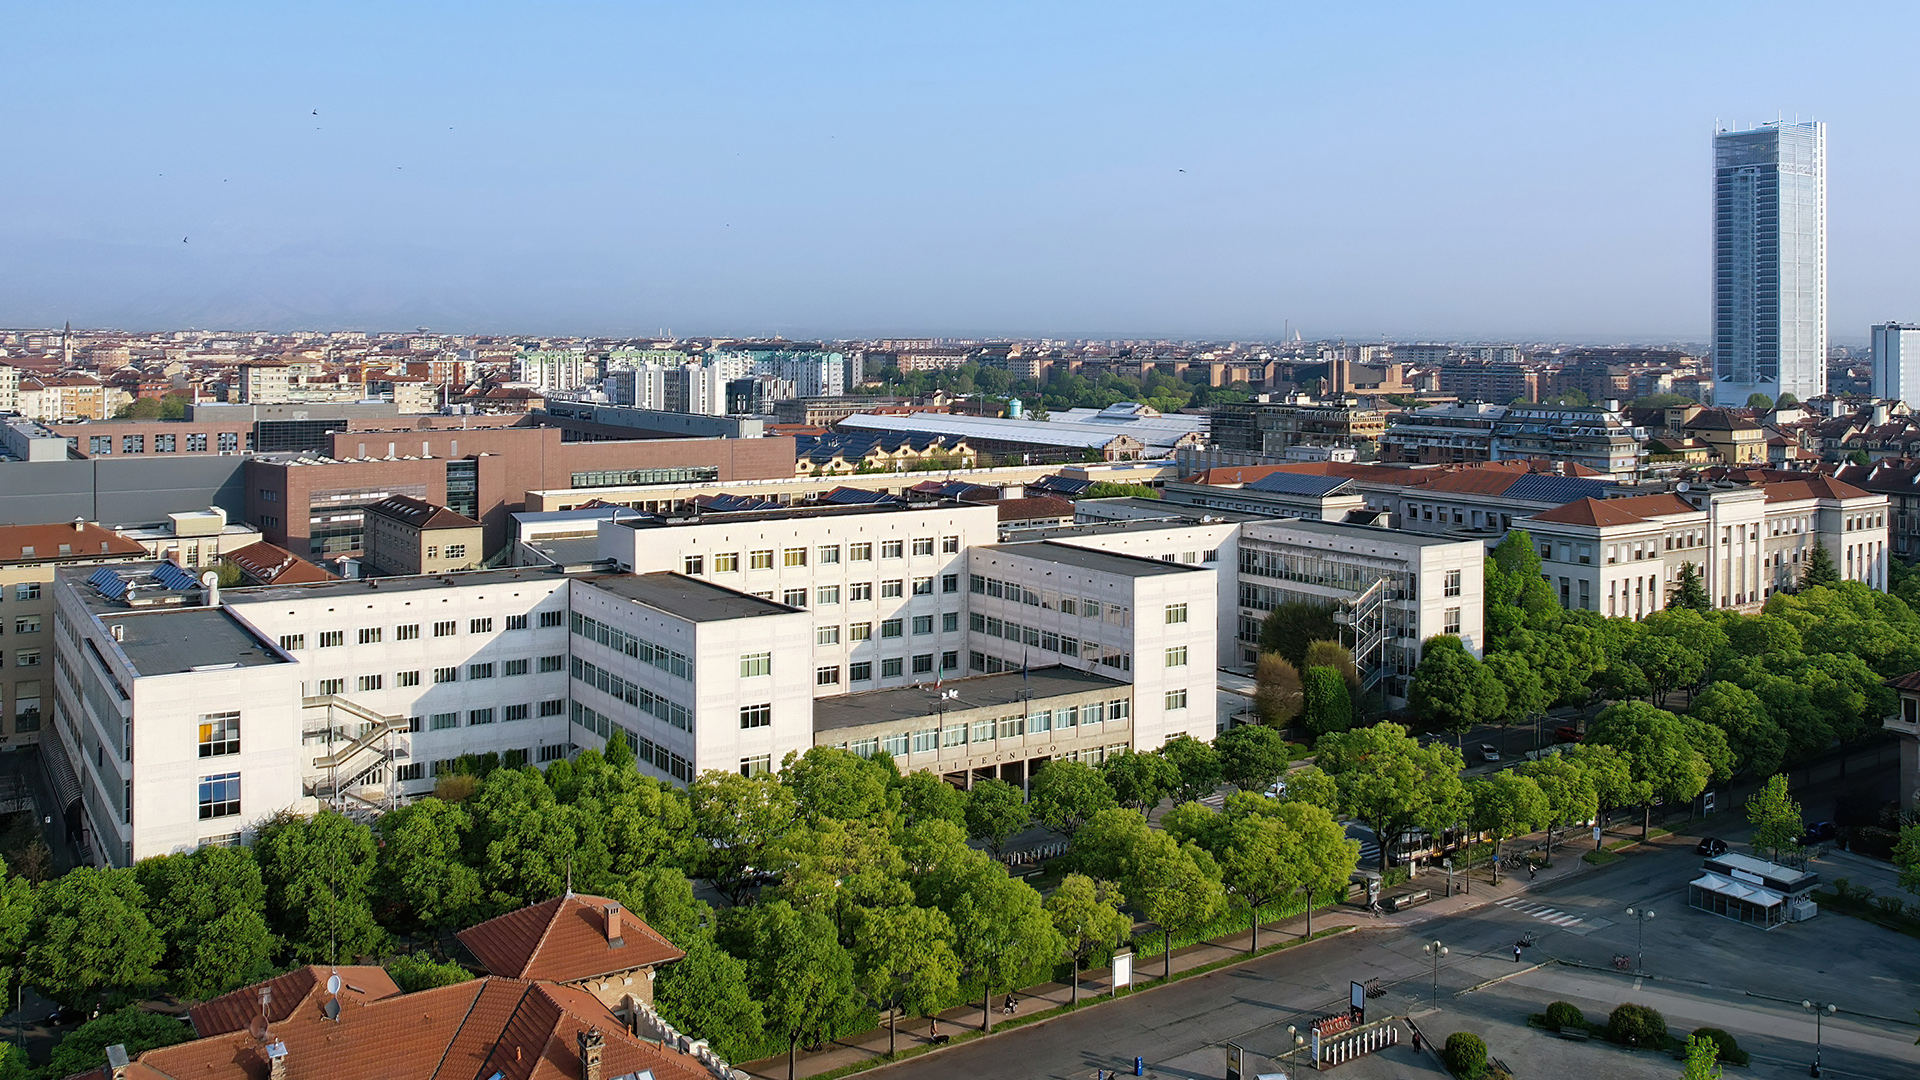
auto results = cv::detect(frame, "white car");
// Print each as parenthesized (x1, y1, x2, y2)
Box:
(1263, 780, 1288, 800)
(1478, 743, 1500, 763)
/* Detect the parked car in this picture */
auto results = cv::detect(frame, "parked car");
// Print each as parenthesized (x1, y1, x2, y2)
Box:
(41, 1005, 90, 1027)
(1263, 780, 1288, 800)
(1799, 821, 1838, 846)
(1553, 725, 1584, 744)
(1478, 743, 1501, 763)
(1695, 837, 1729, 857)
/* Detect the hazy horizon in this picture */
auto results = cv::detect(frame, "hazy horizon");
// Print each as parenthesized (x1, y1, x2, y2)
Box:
(6, 3, 1917, 342)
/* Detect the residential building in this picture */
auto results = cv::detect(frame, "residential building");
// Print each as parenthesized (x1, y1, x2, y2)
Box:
(115, 508, 261, 569)
(1872, 323, 1920, 405)
(1832, 459, 1920, 559)
(0, 364, 18, 413)
(221, 540, 332, 585)
(234, 362, 293, 404)
(838, 411, 1193, 461)
(1714, 122, 1827, 406)
(1206, 396, 1386, 458)
(362, 495, 485, 575)
(1381, 403, 1645, 479)
(0, 522, 149, 748)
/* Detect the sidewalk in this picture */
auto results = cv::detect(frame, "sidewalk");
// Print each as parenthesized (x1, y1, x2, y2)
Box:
(738, 829, 1613, 1080)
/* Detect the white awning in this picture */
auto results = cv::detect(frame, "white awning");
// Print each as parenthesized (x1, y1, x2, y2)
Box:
(1691, 872, 1784, 908)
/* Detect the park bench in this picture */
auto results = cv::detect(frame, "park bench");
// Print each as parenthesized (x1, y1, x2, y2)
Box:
(1385, 889, 1431, 912)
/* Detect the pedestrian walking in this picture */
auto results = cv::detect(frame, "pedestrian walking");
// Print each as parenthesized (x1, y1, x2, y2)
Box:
(1513, 944, 1522, 963)
(1411, 1029, 1423, 1053)
(1527, 861, 1537, 881)
(929, 1018, 940, 1040)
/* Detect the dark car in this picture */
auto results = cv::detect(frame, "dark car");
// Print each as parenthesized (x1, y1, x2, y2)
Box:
(41, 1005, 90, 1027)
(1695, 837, 1728, 857)
(1799, 821, 1838, 846)
(1554, 725, 1584, 744)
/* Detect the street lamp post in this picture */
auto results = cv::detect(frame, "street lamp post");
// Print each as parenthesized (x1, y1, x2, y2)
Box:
(1801, 1000, 1837, 1077)
(1423, 940, 1447, 1005)
(1623, 907, 1654, 975)
(1283, 1025, 1306, 1070)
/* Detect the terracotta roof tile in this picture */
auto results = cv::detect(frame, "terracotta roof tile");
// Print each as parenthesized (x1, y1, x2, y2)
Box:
(1529, 493, 1700, 527)
(0, 522, 148, 562)
(458, 894, 685, 983)
(223, 541, 332, 585)
(190, 965, 400, 1037)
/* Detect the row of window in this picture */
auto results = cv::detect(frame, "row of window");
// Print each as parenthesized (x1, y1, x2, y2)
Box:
(277, 610, 561, 652)
(0, 650, 39, 668)
(816, 611, 959, 646)
(93, 432, 240, 455)
(422, 701, 554, 728)
(683, 536, 961, 577)
(1, 616, 43, 635)
(967, 574, 1140, 626)
(746, 705, 1135, 776)
(306, 654, 564, 695)
(571, 656, 693, 732)
(570, 612, 693, 680)
(571, 701, 694, 782)
(1, 583, 41, 602)
(818, 652, 959, 685)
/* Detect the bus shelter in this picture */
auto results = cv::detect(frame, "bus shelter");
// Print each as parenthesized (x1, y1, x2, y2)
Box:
(1688, 873, 1788, 929)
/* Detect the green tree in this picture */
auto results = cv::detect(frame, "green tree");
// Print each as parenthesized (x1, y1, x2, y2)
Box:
(656, 936, 767, 1062)
(1216, 723, 1292, 793)
(1516, 753, 1598, 864)
(1300, 666, 1354, 738)
(1084, 481, 1159, 499)
(963, 779, 1030, 856)
(744, 901, 859, 1080)
(255, 810, 384, 963)
(947, 861, 1061, 1033)
(27, 867, 167, 1007)
(1044, 874, 1131, 1006)
(374, 798, 483, 930)
(1275, 764, 1339, 812)
(1671, 562, 1711, 612)
(1683, 1032, 1724, 1080)
(0, 858, 31, 1009)
(1159, 734, 1222, 805)
(553, 745, 692, 877)
(464, 766, 596, 911)
(606, 865, 713, 946)
(384, 952, 474, 992)
(135, 844, 275, 999)
(41, 1005, 190, 1080)
(1484, 650, 1550, 726)
(1801, 542, 1840, 589)
(1130, 832, 1225, 981)
(893, 771, 966, 830)
(1746, 774, 1803, 862)
(1315, 723, 1468, 874)
(1099, 749, 1181, 811)
(1260, 602, 1339, 667)
(772, 819, 910, 941)
(1745, 392, 1774, 411)
(1269, 798, 1360, 938)
(1565, 743, 1636, 849)
(1689, 681, 1787, 777)
(1302, 639, 1359, 690)
(1253, 653, 1304, 728)
(1589, 702, 1711, 841)
(690, 770, 800, 905)
(1029, 760, 1116, 837)
(1408, 635, 1507, 739)
(782, 746, 896, 823)
(1170, 806, 1294, 952)
(851, 905, 958, 1056)
(1469, 772, 1550, 883)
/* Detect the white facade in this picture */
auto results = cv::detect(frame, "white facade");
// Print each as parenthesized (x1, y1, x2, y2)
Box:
(965, 542, 1217, 746)
(597, 503, 1001, 696)
(1872, 323, 1920, 406)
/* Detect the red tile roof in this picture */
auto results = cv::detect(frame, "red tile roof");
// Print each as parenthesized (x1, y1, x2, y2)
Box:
(1762, 476, 1874, 503)
(1529, 493, 1700, 527)
(458, 894, 685, 983)
(189, 964, 400, 1037)
(223, 541, 332, 585)
(0, 521, 147, 562)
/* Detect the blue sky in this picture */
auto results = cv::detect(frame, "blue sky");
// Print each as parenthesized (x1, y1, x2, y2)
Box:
(4, 2, 1917, 341)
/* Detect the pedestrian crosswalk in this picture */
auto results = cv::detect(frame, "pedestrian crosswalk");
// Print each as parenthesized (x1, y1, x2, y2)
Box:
(1356, 836, 1381, 865)
(1494, 895, 1585, 927)
(1199, 792, 1226, 809)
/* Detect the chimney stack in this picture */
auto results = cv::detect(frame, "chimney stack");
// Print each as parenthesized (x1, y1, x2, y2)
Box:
(106, 1044, 130, 1080)
(578, 1028, 605, 1080)
(604, 902, 625, 948)
(267, 1041, 289, 1080)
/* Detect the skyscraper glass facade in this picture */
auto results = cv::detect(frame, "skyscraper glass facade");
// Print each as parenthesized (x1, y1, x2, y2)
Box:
(1713, 122, 1826, 406)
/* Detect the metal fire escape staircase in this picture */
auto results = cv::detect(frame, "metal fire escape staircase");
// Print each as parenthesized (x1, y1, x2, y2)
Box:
(302, 695, 410, 812)
(1334, 576, 1391, 693)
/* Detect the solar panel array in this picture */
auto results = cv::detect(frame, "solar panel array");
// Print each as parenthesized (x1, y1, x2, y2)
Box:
(152, 562, 202, 591)
(1502, 474, 1617, 504)
(89, 567, 128, 601)
(822, 487, 901, 506)
(1244, 472, 1353, 498)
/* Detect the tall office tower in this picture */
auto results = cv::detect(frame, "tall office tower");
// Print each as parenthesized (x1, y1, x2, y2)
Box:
(1873, 323, 1920, 405)
(1713, 121, 1827, 407)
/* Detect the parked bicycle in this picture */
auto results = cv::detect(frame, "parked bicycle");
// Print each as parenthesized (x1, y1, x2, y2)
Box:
(1612, 954, 1631, 971)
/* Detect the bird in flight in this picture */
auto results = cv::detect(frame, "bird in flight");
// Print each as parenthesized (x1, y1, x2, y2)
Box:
(1178, 168, 1186, 173)
(182, 237, 188, 243)
(312, 109, 318, 116)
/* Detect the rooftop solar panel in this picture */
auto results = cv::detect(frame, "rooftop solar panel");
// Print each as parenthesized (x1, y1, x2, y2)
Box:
(89, 567, 128, 600)
(152, 562, 202, 591)
(1244, 472, 1352, 498)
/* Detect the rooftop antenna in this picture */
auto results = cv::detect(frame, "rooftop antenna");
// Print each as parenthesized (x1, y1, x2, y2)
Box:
(565, 855, 575, 898)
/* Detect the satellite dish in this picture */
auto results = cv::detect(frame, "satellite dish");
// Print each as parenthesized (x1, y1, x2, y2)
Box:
(247, 1016, 268, 1041)
(326, 973, 342, 996)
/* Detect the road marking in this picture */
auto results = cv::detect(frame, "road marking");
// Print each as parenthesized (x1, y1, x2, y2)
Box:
(1493, 896, 1585, 928)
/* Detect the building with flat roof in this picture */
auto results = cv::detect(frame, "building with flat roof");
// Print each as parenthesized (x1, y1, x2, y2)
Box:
(1714, 122, 1827, 407)
(0, 521, 149, 748)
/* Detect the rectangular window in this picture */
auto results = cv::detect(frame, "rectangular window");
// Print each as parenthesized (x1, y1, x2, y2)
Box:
(539, 654, 564, 673)
(943, 723, 967, 747)
(1108, 699, 1130, 722)
(1082, 599, 1101, 618)
(1444, 569, 1462, 597)
(683, 554, 704, 575)
(469, 618, 493, 634)
(816, 665, 841, 686)
(317, 677, 344, 695)
(539, 699, 565, 717)
(14, 584, 39, 602)
(971, 719, 995, 743)
(395, 763, 425, 782)
(881, 579, 904, 599)
(537, 744, 564, 762)
(941, 650, 958, 672)
(434, 666, 458, 684)
(881, 618, 904, 638)
(882, 539, 904, 559)
(912, 576, 934, 595)
(318, 631, 344, 648)
(912, 614, 934, 635)
(912, 728, 939, 753)
(740, 703, 772, 729)
(783, 547, 808, 567)
(942, 573, 959, 594)
(749, 549, 774, 570)
(998, 715, 1024, 739)
(1057, 704, 1078, 728)
(468, 708, 494, 726)
(741, 755, 772, 778)
(397, 670, 421, 687)
(817, 625, 841, 645)
(912, 653, 934, 674)
(849, 660, 873, 682)
(358, 627, 382, 645)
(942, 611, 959, 632)
(1165, 603, 1188, 625)
(434, 620, 457, 637)
(817, 584, 841, 605)
(942, 535, 960, 553)
(278, 634, 306, 651)
(1444, 607, 1462, 636)
(445, 545, 467, 559)
(197, 712, 240, 757)
(539, 609, 563, 628)
(740, 652, 772, 677)
(850, 581, 873, 601)
(430, 712, 459, 730)
(849, 621, 873, 641)
(912, 537, 935, 556)
(197, 772, 240, 819)
(850, 542, 873, 561)
(783, 588, 809, 608)
(396, 624, 420, 640)
(1166, 645, 1188, 667)
(503, 658, 530, 676)
(714, 552, 740, 572)
(506, 614, 529, 631)
(469, 662, 495, 680)
(1165, 689, 1188, 710)
(882, 656, 904, 678)
(818, 544, 841, 564)
(357, 674, 383, 692)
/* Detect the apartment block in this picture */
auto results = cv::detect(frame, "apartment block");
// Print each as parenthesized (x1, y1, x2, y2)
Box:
(0, 522, 149, 748)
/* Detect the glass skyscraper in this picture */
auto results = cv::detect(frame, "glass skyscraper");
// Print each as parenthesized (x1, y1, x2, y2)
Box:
(1713, 121, 1826, 407)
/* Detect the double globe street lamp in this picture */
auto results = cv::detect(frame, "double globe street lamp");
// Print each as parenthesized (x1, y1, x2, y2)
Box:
(1801, 999, 1837, 1077)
